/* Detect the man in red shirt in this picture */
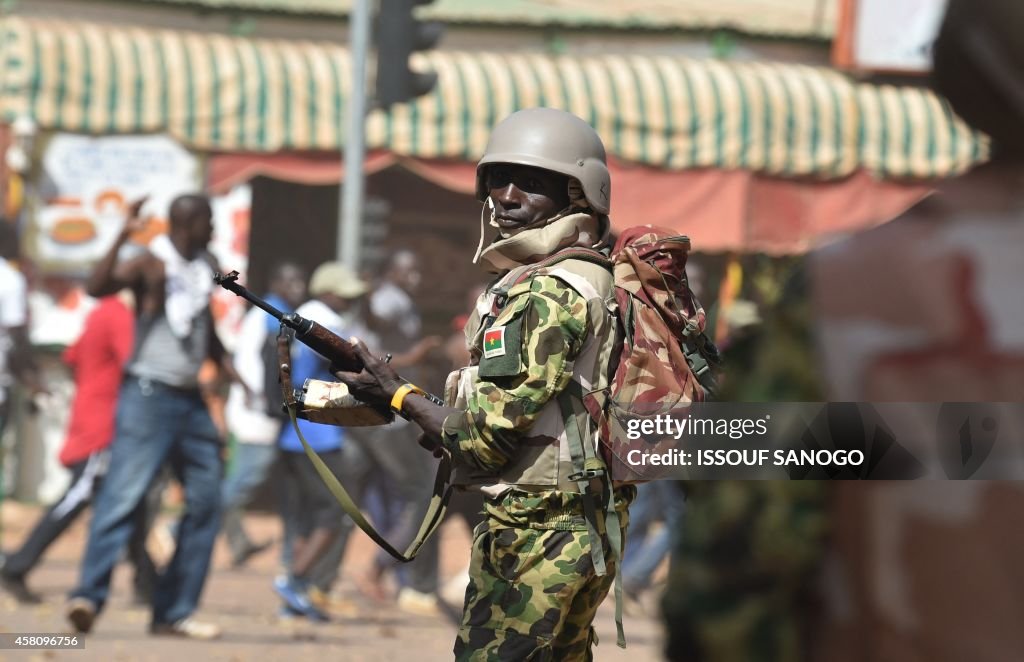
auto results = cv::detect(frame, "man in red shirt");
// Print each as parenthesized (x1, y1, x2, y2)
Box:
(1, 294, 155, 603)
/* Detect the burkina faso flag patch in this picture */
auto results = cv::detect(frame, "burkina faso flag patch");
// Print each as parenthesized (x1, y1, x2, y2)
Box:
(483, 326, 506, 358)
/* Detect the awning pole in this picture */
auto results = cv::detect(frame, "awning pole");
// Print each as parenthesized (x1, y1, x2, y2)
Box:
(338, 0, 372, 270)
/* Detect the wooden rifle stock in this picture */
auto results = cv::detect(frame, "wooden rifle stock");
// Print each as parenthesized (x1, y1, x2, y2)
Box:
(291, 318, 363, 373)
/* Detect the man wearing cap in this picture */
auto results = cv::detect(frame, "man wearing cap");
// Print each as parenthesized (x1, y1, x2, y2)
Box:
(273, 261, 368, 621)
(335, 108, 634, 660)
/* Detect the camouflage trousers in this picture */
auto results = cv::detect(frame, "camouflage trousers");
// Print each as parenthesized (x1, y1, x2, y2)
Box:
(662, 481, 828, 662)
(454, 487, 633, 662)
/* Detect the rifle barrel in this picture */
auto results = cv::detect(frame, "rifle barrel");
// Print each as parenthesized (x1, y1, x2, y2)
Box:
(246, 293, 287, 320)
(215, 271, 286, 319)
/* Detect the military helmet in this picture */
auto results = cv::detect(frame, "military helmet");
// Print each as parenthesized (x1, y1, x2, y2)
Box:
(476, 108, 611, 215)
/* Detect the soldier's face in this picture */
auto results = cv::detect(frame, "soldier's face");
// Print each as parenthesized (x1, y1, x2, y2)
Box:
(486, 165, 570, 230)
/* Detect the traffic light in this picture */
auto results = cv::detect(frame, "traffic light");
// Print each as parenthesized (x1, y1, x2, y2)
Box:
(360, 196, 392, 271)
(375, 0, 443, 108)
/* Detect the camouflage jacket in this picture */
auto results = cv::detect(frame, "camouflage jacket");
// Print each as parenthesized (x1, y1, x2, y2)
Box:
(440, 258, 617, 501)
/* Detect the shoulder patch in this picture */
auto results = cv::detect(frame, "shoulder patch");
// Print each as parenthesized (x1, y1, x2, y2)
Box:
(479, 316, 525, 378)
(483, 326, 506, 358)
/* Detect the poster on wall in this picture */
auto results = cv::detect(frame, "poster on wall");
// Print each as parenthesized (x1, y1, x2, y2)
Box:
(28, 134, 253, 350)
(30, 133, 199, 270)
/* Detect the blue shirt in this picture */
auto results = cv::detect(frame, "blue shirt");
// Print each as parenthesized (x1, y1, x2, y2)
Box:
(264, 293, 292, 334)
(278, 299, 346, 454)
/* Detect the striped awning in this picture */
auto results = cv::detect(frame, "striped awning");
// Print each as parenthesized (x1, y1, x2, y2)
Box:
(0, 17, 988, 179)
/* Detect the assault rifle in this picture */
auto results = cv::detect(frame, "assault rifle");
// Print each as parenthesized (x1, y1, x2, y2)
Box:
(215, 270, 364, 372)
(213, 270, 445, 417)
(216, 271, 453, 564)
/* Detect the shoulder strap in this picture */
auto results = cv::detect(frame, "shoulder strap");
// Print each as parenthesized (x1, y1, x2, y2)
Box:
(288, 407, 453, 562)
(546, 259, 615, 301)
(558, 381, 627, 649)
(510, 247, 612, 288)
(276, 327, 452, 563)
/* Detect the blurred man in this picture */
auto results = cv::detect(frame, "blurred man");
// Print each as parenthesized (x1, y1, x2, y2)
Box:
(67, 195, 226, 639)
(273, 261, 362, 621)
(345, 250, 443, 613)
(663, 2, 1024, 661)
(220, 261, 306, 568)
(1, 293, 156, 605)
(0, 221, 45, 433)
(809, 1, 1024, 660)
(661, 269, 828, 662)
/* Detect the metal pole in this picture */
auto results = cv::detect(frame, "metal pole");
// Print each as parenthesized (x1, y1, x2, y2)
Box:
(338, 0, 372, 270)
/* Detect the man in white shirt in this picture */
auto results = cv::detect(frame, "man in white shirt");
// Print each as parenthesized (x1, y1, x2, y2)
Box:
(0, 221, 44, 434)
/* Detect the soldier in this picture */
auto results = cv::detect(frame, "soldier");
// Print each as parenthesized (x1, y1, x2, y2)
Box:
(335, 108, 634, 660)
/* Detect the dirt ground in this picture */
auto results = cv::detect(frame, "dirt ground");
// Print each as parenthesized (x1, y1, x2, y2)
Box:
(0, 501, 665, 661)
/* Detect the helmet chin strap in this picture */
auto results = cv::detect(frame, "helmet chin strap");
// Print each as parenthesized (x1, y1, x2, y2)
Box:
(471, 198, 496, 265)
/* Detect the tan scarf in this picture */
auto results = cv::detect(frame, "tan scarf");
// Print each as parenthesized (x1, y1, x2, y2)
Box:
(474, 210, 608, 274)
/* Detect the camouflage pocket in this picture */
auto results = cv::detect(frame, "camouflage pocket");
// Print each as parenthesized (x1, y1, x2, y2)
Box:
(488, 525, 541, 583)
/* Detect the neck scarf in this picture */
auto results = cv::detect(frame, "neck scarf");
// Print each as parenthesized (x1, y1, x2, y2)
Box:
(148, 234, 213, 339)
(475, 211, 608, 274)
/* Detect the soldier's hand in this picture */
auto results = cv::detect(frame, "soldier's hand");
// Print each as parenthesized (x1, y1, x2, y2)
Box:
(416, 433, 445, 459)
(333, 336, 404, 406)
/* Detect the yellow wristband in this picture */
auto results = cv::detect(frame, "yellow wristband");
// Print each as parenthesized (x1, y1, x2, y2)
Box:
(390, 383, 426, 417)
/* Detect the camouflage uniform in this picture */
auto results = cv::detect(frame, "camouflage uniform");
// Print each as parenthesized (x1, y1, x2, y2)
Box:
(661, 265, 829, 662)
(434, 108, 632, 660)
(455, 488, 631, 661)
(441, 267, 634, 661)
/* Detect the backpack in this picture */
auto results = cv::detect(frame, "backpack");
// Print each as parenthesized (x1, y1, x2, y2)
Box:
(509, 226, 720, 648)
(586, 225, 720, 483)
(518, 226, 720, 484)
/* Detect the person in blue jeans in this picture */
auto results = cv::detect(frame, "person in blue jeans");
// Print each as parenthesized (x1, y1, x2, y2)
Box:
(220, 261, 307, 568)
(67, 194, 229, 640)
(621, 481, 685, 611)
(273, 262, 363, 621)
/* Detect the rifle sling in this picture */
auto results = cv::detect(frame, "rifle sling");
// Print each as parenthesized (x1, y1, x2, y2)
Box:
(287, 406, 453, 562)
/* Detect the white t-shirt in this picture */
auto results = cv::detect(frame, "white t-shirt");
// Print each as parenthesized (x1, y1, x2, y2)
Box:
(0, 260, 28, 402)
(297, 299, 379, 349)
(224, 304, 281, 445)
(370, 282, 420, 349)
